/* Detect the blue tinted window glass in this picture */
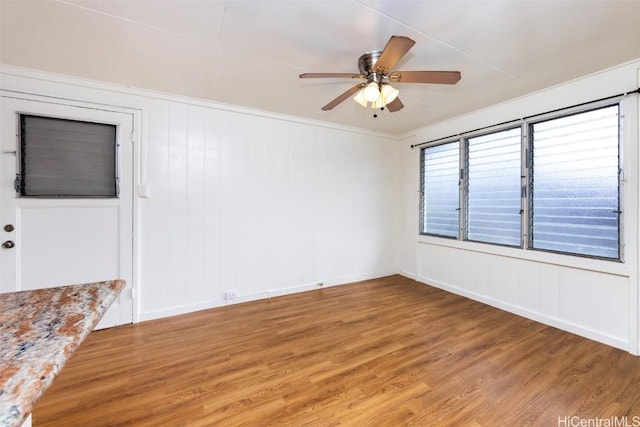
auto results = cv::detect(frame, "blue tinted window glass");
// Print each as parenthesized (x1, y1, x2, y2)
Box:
(531, 105, 619, 259)
(422, 142, 459, 237)
(467, 128, 522, 246)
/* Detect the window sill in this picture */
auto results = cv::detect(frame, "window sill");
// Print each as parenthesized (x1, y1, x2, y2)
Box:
(417, 235, 629, 277)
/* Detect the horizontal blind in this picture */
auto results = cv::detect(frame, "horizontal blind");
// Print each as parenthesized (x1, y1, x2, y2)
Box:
(467, 128, 521, 246)
(530, 105, 619, 259)
(422, 141, 459, 237)
(21, 115, 117, 197)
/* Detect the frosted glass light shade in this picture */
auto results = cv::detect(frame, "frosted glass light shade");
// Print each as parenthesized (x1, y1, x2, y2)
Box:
(381, 84, 399, 104)
(353, 89, 368, 107)
(353, 83, 401, 109)
(363, 82, 381, 102)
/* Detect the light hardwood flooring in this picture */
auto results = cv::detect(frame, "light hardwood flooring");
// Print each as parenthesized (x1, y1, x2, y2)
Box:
(34, 275, 640, 426)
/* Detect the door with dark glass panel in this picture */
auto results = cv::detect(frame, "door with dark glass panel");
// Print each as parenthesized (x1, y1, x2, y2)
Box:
(0, 96, 134, 328)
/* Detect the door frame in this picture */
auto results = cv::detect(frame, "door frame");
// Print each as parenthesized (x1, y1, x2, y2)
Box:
(0, 90, 142, 325)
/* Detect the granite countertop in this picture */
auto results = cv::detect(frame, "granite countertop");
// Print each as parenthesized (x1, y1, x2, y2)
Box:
(0, 280, 125, 427)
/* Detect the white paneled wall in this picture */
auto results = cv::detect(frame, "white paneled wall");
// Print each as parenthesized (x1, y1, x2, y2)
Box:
(397, 134, 419, 278)
(0, 66, 398, 321)
(399, 59, 640, 352)
(3, 60, 639, 354)
(415, 243, 629, 348)
(142, 101, 398, 318)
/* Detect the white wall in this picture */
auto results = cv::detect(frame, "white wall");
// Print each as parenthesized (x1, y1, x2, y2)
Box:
(141, 102, 398, 319)
(398, 59, 640, 353)
(0, 66, 399, 321)
(4, 60, 639, 354)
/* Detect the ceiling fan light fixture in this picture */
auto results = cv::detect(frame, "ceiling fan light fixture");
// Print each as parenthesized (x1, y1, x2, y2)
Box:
(353, 89, 368, 107)
(353, 83, 400, 109)
(363, 82, 381, 102)
(371, 95, 385, 109)
(380, 84, 399, 104)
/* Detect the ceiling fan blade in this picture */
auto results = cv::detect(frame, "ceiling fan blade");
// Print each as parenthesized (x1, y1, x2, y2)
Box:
(300, 73, 364, 79)
(389, 71, 461, 84)
(386, 97, 404, 112)
(321, 83, 366, 111)
(373, 36, 416, 74)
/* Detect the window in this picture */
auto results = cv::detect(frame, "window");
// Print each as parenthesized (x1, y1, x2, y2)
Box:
(421, 141, 459, 237)
(466, 128, 522, 246)
(529, 105, 620, 259)
(419, 99, 622, 261)
(19, 115, 118, 197)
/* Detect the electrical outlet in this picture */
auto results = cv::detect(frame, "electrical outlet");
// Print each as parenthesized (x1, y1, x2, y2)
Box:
(225, 290, 238, 300)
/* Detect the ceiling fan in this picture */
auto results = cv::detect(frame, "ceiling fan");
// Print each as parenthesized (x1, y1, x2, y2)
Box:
(300, 35, 461, 114)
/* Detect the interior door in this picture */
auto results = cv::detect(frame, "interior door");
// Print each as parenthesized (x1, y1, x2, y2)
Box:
(0, 95, 134, 328)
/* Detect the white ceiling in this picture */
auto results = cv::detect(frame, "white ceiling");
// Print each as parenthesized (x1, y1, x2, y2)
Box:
(1, 0, 639, 135)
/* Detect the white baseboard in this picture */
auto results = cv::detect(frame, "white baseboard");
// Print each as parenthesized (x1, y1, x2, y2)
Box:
(415, 274, 629, 352)
(397, 269, 417, 280)
(138, 299, 226, 322)
(132, 270, 632, 353)
(138, 270, 398, 322)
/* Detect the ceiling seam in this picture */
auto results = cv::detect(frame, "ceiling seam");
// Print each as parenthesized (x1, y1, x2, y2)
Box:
(56, 0, 216, 46)
(205, 0, 229, 100)
(352, 0, 522, 82)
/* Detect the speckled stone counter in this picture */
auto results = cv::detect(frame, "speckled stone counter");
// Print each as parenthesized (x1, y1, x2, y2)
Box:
(0, 280, 125, 427)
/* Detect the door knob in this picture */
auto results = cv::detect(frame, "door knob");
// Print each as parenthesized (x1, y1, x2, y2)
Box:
(3, 224, 14, 232)
(2, 240, 15, 249)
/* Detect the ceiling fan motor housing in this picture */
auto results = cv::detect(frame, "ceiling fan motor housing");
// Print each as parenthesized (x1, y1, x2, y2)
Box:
(358, 51, 383, 78)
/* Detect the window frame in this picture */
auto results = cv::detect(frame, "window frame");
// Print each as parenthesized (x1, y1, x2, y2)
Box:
(419, 97, 624, 262)
(17, 114, 120, 199)
(419, 139, 461, 239)
(462, 125, 524, 248)
(525, 100, 623, 262)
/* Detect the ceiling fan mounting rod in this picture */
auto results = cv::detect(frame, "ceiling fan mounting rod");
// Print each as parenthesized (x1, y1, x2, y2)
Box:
(367, 72, 382, 85)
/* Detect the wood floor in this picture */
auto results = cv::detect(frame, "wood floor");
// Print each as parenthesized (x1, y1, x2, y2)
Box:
(33, 275, 640, 426)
